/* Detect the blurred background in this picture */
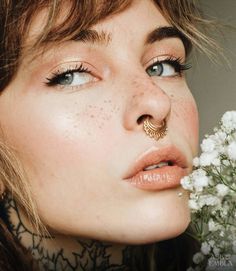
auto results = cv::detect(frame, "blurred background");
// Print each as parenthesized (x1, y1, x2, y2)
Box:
(187, 0, 236, 141)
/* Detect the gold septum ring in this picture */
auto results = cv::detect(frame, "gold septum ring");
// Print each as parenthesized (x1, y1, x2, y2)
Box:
(143, 117, 168, 141)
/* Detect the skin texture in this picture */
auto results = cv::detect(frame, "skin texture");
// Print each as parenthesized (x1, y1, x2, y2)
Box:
(0, 0, 199, 269)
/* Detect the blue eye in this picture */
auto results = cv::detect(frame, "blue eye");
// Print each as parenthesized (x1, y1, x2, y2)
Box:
(46, 64, 95, 87)
(55, 72, 94, 86)
(147, 63, 164, 76)
(58, 73, 74, 85)
(146, 58, 191, 77)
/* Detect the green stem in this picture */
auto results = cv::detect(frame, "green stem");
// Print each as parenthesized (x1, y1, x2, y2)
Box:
(215, 167, 236, 192)
(185, 231, 200, 242)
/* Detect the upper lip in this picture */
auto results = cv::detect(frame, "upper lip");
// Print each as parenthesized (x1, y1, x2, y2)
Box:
(123, 145, 190, 180)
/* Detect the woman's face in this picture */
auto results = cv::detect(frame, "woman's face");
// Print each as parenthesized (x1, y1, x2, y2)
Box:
(0, 0, 198, 244)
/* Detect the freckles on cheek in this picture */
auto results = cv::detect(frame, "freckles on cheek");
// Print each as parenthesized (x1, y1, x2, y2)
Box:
(186, 104, 199, 144)
(76, 101, 120, 136)
(41, 102, 117, 154)
(172, 98, 199, 148)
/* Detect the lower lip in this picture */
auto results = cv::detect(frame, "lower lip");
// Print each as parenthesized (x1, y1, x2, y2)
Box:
(123, 166, 187, 191)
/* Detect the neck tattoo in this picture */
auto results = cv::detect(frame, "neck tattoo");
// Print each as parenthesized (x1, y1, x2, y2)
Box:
(4, 198, 141, 271)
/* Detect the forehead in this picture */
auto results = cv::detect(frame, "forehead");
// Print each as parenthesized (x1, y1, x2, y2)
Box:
(25, 1, 164, 52)
(25, 0, 134, 48)
(22, 0, 189, 65)
(26, 0, 168, 45)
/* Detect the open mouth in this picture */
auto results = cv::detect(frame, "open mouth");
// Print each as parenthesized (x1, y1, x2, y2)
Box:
(143, 161, 174, 171)
(122, 145, 189, 191)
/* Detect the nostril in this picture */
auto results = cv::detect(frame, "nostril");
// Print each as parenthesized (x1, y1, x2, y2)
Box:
(137, 114, 150, 125)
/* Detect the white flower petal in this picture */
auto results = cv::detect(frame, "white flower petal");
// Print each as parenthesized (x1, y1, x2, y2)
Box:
(193, 157, 200, 167)
(201, 242, 211, 255)
(216, 184, 229, 197)
(201, 138, 216, 153)
(199, 151, 219, 166)
(189, 199, 199, 210)
(221, 111, 236, 132)
(227, 141, 236, 161)
(193, 252, 205, 264)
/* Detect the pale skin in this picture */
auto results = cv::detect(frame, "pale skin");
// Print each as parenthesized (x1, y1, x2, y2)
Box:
(0, 0, 199, 270)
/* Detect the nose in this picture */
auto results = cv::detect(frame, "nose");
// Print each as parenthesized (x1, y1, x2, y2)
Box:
(123, 76, 171, 132)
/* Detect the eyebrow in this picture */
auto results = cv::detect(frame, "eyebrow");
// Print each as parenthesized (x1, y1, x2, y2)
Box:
(145, 26, 187, 45)
(72, 26, 191, 54)
(73, 29, 112, 45)
(145, 26, 191, 54)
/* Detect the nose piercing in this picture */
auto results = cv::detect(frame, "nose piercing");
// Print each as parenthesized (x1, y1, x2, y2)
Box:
(143, 117, 167, 141)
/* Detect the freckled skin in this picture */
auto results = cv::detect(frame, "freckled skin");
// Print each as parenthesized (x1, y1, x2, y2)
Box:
(0, 0, 198, 249)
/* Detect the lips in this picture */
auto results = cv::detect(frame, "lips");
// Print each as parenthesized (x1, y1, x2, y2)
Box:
(123, 145, 190, 191)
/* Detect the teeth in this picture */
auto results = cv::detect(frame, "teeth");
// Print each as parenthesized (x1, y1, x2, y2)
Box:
(144, 164, 159, 171)
(157, 162, 169, 168)
(144, 162, 169, 171)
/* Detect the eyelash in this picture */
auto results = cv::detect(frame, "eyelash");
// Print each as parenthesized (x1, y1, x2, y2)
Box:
(45, 63, 91, 86)
(45, 57, 191, 87)
(149, 57, 191, 76)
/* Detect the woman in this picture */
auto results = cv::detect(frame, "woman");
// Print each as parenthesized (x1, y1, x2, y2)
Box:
(0, 0, 214, 270)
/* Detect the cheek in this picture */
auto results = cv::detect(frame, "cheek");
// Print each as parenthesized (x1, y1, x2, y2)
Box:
(0, 95, 116, 190)
(0, 98, 113, 213)
(172, 96, 199, 153)
(183, 100, 199, 137)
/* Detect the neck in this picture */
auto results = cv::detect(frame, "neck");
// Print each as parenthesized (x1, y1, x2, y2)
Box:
(4, 197, 146, 271)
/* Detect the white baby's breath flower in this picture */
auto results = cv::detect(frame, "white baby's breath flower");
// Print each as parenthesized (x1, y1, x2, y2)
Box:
(189, 199, 199, 211)
(208, 219, 220, 232)
(193, 252, 205, 264)
(221, 111, 236, 132)
(227, 141, 236, 161)
(183, 111, 236, 270)
(199, 151, 219, 166)
(201, 138, 216, 152)
(233, 131, 236, 141)
(211, 157, 221, 166)
(208, 240, 215, 247)
(215, 130, 227, 143)
(222, 159, 231, 167)
(191, 168, 207, 180)
(198, 195, 221, 208)
(201, 242, 211, 255)
(216, 183, 229, 197)
(193, 175, 209, 192)
(180, 176, 193, 191)
(193, 157, 200, 167)
(220, 204, 229, 216)
(213, 247, 220, 257)
(220, 231, 225, 237)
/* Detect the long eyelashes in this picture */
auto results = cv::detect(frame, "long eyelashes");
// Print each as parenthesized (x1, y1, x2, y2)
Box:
(45, 57, 191, 88)
(151, 57, 192, 75)
(165, 57, 192, 73)
(45, 63, 91, 86)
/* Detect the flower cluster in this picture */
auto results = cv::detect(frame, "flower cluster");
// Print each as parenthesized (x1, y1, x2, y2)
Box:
(181, 111, 236, 271)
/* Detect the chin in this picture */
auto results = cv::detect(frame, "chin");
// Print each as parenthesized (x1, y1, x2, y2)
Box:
(122, 216, 190, 245)
(117, 189, 191, 245)
(47, 188, 191, 245)
(73, 206, 191, 245)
